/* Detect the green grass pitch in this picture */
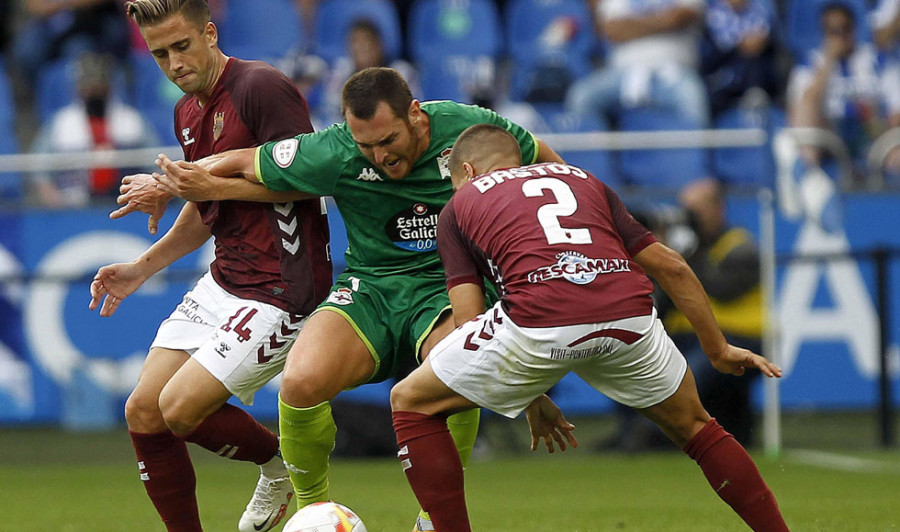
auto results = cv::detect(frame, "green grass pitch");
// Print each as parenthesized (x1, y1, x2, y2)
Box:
(1, 418, 899, 531)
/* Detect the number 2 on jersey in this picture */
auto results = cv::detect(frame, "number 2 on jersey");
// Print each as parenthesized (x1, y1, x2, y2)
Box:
(521, 178, 593, 245)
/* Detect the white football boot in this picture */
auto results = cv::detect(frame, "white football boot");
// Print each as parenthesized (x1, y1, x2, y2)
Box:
(238, 455, 293, 532)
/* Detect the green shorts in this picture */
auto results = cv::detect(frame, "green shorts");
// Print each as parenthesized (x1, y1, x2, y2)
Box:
(315, 269, 452, 384)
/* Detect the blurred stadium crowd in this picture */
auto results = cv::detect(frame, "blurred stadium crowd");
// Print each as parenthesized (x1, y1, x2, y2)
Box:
(0, 0, 899, 207)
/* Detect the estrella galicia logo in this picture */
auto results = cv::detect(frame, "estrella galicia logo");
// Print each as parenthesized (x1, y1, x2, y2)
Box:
(385, 203, 441, 252)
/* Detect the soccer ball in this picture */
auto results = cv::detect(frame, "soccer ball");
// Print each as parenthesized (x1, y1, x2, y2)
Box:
(282, 501, 367, 532)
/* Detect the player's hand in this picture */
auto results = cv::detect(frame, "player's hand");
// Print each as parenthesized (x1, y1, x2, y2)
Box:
(525, 394, 578, 454)
(154, 154, 221, 202)
(708, 344, 783, 378)
(89, 262, 147, 317)
(110, 173, 171, 235)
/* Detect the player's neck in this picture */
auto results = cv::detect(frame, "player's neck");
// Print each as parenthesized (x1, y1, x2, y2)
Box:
(196, 51, 229, 107)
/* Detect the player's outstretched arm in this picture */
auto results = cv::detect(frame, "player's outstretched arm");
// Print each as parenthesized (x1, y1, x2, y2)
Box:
(524, 394, 577, 454)
(90, 202, 211, 317)
(154, 151, 316, 203)
(633, 242, 782, 378)
(534, 137, 565, 164)
(109, 173, 172, 235)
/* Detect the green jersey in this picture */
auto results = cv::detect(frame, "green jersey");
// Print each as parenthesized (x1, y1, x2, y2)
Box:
(255, 100, 538, 276)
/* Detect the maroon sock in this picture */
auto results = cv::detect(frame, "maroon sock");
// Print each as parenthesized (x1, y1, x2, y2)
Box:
(393, 411, 471, 532)
(684, 419, 789, 532)
(129, 430, 202, 532)
(182, 403, 278, 465)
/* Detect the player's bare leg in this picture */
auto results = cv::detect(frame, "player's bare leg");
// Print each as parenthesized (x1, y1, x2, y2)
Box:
(639, 369, 789, 531)
(125, 348, 202, 532)
(278, 310, 376, 508)
(413, 312, 482, 532)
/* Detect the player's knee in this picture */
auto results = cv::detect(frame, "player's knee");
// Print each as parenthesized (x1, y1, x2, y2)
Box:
(158, 389, 202, 436)
(124, 388, 166, 432)
(389, 380, 416, 412)
(280, 370, 338, 408)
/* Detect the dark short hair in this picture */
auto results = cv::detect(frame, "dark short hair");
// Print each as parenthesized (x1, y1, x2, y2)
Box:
(342, 67, 413, 121)
(349, 18, 381, 40)
(820, 2, 856, 27)
(448, 124, 522, 179)
(125, 0, 210, 29)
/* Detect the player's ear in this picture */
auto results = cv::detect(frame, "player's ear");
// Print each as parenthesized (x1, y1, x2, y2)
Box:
(205, 21, 218, 47)
(408, 100, 421, 124)
(463, 162, 477, 181)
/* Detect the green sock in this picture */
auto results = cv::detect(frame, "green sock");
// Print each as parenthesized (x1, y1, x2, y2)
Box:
(417, 408, 481, 522)
(278, 397, 336, 509)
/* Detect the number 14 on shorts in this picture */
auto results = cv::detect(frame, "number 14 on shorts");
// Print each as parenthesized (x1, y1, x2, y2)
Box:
(221, 306, 257, 343)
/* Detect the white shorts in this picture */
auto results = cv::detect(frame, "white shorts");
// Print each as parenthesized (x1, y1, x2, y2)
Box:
(151, 272, 307, 405)
(428, 302, 687, 418)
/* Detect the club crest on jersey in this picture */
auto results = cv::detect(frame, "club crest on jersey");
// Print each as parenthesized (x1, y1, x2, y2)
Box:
(527, 251, 631, 285)
(273, 139, 299, 168)
(326, 287, 354, 306)
(385, 203, 440, 252)
(357, 168, 383, 181)
(437, 147, 452, 180)
(181, 127, 195, 146)
(213, 111, 225, 141)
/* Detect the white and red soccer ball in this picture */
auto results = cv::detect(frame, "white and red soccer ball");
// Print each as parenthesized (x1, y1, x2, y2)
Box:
(282, 501, 367, 532)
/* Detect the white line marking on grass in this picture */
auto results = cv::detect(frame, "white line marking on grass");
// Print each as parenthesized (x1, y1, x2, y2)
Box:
(787, 449, 900, 474)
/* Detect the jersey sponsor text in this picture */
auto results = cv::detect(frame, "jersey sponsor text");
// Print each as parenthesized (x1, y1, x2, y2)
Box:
(527, 251, 631, 285)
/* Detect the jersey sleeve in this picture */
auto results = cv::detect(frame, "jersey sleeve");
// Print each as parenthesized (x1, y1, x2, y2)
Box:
(254, 126, 345, 195)
(437, 198, 484, 290)
(237, 66, 314, 142)
(603, 183, 658, 256)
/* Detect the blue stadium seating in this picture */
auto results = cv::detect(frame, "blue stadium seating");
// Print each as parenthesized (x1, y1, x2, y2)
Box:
(130, 53, 182, 145)
(786, 0, 871, 61)
(505, 0, 595, 60)
(617, 108, 710, 190)
(409, 0, 503, 102)
(409, 0, 502, 62)
(713, 105, 786, 188)
(0, 59, 22, 201)
(314, 0, 402, 64)
(504, 0, 596, 102)
(35, 59, 77, 123)
(538, 105, 621, 188)
(218, 0, 304, 60)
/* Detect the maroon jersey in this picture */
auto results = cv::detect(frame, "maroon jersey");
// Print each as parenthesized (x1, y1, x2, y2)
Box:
(438, 162, 658, 328)
(174, 58, 331, 314)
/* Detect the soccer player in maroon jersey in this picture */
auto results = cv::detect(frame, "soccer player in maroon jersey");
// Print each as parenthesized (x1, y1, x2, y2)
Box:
(87, 2, 331, 531)
(390, 124, 790, 532)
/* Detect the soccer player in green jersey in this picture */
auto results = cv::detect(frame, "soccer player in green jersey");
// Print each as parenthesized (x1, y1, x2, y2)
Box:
(146, 67, 566, 530)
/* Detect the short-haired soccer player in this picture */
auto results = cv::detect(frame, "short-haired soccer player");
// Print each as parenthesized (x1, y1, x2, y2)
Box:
(390, 124, 791, 531)
(89, 1, 331, 531)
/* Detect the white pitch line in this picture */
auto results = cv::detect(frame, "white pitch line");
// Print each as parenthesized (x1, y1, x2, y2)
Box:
(787, 449, 900, 474)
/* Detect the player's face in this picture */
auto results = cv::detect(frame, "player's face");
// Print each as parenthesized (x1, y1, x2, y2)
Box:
(141, 13, 219, 96)
(346, 101, 422, 180)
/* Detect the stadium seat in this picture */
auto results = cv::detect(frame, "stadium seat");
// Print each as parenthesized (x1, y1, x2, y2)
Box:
(538, 106, 622, 188)
(785, 0, 871, 61)
(313, 0, 402, 64)
(617, 108, 710, 190)
(409, 0, 503, 102)
(130, 53, 182, 145)
(713, 105, 786, 188)
(504, 0, 596, 102)
(409, 0, 502, 62)
(217, 0, 304, 61)
(0, 58, 21, 201)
